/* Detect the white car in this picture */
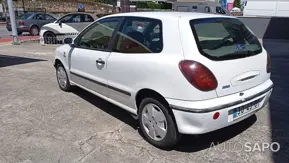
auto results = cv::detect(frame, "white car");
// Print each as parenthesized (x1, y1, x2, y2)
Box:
(40, 12, 96, 44)
(231, 7, 241, 13)
(54, 12, 273, 148)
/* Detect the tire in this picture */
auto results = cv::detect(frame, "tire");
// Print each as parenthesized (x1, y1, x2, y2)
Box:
(29, 26, 39, 36)
(56, 64, 72, 92)
(17, 32, 22, 35)
(44, 32, 57, 44)
(138, 97, 181, 149)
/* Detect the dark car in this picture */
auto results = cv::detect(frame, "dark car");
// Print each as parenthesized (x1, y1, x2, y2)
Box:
(6, 12, 57, 35)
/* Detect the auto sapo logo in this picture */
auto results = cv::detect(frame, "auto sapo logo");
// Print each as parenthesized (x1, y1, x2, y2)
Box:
(209, 142, 280, 152)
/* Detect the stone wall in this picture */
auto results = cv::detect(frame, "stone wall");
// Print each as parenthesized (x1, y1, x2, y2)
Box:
(13, 0, 112, 13)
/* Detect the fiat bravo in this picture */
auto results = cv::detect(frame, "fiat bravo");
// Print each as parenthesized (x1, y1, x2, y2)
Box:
(53, 12, 273, 149)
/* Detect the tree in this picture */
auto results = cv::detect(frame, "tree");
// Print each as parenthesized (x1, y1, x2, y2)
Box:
(233, 0, 241, 8)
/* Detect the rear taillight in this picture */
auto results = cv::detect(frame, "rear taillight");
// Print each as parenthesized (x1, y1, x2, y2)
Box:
(267, 53, 271, 73)
(179, 60, 218, 91)
(19, 21, 24, 25)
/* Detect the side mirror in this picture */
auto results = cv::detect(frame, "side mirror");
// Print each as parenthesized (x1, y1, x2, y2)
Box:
(64, 38, 73, 44)
(59, 21, 62, 27)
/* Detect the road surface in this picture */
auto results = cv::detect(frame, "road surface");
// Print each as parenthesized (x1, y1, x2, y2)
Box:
(0, 24, 35, 43)
(0, 24, 11, 39)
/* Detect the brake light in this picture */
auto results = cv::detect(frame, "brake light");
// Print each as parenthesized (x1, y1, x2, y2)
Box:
(179, 60, 218, 91)
(267, 53, 271, 73)
(19, 21, 24, 25)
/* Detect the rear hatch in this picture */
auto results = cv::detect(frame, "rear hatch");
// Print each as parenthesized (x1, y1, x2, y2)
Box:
(189, 17, 269, 97)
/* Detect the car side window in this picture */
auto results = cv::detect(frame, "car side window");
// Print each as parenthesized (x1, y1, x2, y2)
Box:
(71, 15, 81, 23)
(45, 14, 56, 20)
(59, 14, 80, 23)
(216, 7, 226, 14)
(84, 14, 94, 22)
(112, 17, 163, 53)
(58, 15, 72, 23)
(36, 14, 45, 20)
(75, 17, 121, 50)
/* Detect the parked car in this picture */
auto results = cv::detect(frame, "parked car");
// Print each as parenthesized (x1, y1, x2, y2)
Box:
(243, 0, 289, 17)
(54, 12, 273, 148)
(40, 12, 96, 44)
(6, 12, 57, 35)
(96, 12, 116, 18)
(230, 7, 243, 16)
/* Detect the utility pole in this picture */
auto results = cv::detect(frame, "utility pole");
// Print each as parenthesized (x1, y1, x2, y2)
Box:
(120, 0, 130, 12)
(7, 0, 20, 45)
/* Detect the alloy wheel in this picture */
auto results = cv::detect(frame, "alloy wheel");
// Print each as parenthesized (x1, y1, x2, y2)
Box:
(141, 103, 168, 141)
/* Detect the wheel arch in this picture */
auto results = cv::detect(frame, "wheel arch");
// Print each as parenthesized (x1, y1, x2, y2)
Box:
(43, 30, 56, 36)
(135, 88, 175, 116)
(135, 88, 179, 132)
(54, 58, 63, 68)
(30, 24, 39, 30)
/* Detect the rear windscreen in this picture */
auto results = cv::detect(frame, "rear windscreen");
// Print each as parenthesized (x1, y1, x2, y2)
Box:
(190, 18, 262, 61)
(17, 13, 33, 19)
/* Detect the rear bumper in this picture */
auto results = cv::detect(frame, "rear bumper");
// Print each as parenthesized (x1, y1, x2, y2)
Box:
(6, 25, 30, 32)
(167, 79, 273, 134)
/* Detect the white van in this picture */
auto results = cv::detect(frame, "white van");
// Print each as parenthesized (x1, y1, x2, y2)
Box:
(243, 0, 289, 17)
(174, 1, 231, 15)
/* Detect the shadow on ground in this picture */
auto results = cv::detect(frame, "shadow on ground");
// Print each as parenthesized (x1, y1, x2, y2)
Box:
(263, 40, 289, 163)
(73, 87, 257, 152)
(0, 54, 46, 68)
(73, 88, 138, 130)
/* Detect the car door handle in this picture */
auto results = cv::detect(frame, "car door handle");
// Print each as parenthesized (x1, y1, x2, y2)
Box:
(96, 58, 105, 65)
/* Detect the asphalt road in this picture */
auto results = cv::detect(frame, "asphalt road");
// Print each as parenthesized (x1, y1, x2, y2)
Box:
(0, 24, 11, 39)
(0, 24, 30, 39)
(0, 41, 288, 163)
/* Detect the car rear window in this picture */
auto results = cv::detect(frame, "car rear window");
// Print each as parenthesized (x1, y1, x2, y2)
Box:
(17, 13, 33, 19)
(190, 18, 262, 61)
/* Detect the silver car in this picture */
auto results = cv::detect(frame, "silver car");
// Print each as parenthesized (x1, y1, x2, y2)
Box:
(6, 12, 57, 35)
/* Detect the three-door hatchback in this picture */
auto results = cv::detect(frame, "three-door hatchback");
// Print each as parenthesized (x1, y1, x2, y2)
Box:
(54, 12, 273, 149)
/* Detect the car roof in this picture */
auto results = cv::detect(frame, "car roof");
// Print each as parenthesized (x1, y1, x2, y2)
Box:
(103, 11, 233, 20)
(61, 12, 97, 19)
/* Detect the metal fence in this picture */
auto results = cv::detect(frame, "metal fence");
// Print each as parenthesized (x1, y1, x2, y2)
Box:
(13, 33, 79, 45)
(39, 33, 78, 45)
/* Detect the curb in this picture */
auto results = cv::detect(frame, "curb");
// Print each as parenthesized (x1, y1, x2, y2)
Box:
(20, 39, 40, 43)
(0, 36, 40, 44)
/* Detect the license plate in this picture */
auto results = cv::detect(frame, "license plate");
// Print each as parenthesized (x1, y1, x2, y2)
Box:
(232, 99, 262, 120)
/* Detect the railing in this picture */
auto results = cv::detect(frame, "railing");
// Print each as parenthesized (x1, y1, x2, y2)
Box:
(2, 33, 79, 45)
(39, 33, 79, 45)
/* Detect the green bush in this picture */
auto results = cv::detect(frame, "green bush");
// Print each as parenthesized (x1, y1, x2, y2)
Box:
(136, 2, 164, 9)
(136, 2, 148, 8)
(233, 0, 241, 8)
